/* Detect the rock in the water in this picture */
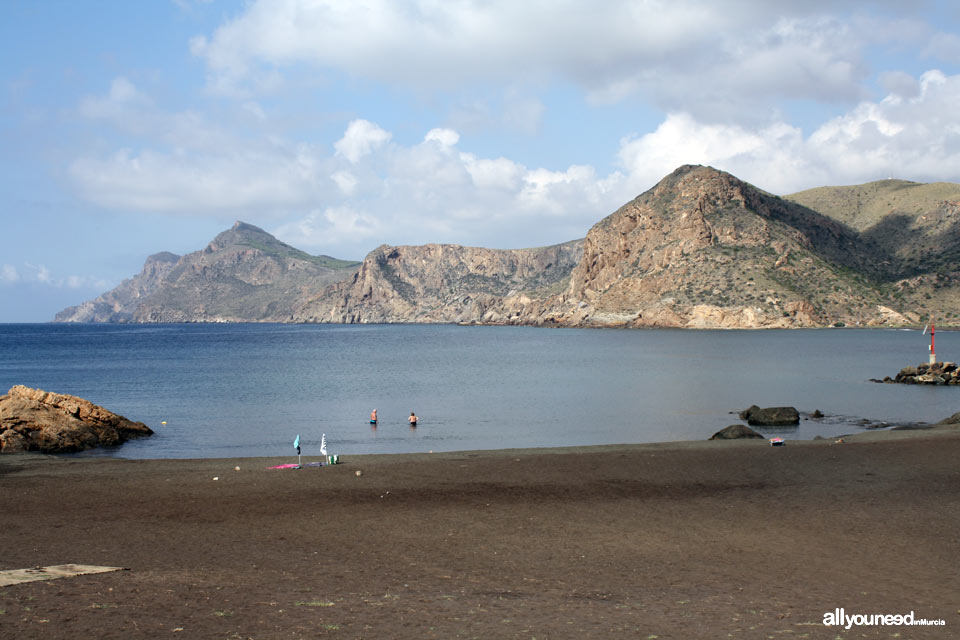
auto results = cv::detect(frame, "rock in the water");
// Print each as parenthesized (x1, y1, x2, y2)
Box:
(710, 424, 765, 440)
(887, 362, 960, 385)
(738, 405, 800, 426)
(0, 385, 153, 454)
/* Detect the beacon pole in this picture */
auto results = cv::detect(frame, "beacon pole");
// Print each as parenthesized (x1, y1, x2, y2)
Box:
(929, 318, 936, 365)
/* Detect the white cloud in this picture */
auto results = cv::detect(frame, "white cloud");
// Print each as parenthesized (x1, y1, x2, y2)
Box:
(615, 70, 960, 194)
(64, 274, 112, 290)
(242, 101, 267, 120)
(77, 77, 250, 153)
(69, 69, 960, 260)
(322, 206, 379, 238)
(330, 170, 358, 195)
(334, 119, 392, 163)
(69, 144, 331, 214)
(616, 114, 810, 194)
(922, 31, 960, 61)
(878, 71, 920, 99)
(30, 263, 52, 284)
(459, 154, 524, 191)
(79, 77, 151, 120)
(0, 264, 19, 284)
(189, 0, 930, 121)
(2, 263, 109, 290)
(273, 206, 381, 251)
(273, 120, 623, 253)
(424, 128, 460, 147)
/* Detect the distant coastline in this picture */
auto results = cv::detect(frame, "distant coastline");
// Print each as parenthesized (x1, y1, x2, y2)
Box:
(55, 166, 960, 330)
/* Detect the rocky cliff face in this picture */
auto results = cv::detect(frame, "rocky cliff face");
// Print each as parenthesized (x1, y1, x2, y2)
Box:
(512, 165, 907, 328)
(133, 222, 361, 322)
(0, 385, 153, 454)
(55, 252, 180, 322)
(55, 167, 960, 328)
(295, 166, 901, 329)
(293, 241, 582, 324)
(57, 222, 361, 323)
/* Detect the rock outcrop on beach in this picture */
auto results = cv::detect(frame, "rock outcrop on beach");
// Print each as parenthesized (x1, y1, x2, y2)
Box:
(875, 362, 960, 385)
(710, 424, 765, 440)
(739, 405, 800, 426)
(0, 385, 153, 454)
(55, 166, 960, 328)
(936, 411, 960, 424)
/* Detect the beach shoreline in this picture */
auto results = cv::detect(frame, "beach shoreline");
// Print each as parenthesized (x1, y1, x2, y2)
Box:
(2, 426, 958, 638)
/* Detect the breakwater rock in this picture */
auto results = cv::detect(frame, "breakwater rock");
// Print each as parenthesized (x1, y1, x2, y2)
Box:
(0, 385, 153, 454)
(873, 362, 960, 385)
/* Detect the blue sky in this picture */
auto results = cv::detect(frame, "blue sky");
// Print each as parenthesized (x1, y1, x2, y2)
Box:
(4, 0, 960, 322)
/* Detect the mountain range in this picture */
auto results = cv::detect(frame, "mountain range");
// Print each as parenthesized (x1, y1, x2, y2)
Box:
(56, 165, 960, 328)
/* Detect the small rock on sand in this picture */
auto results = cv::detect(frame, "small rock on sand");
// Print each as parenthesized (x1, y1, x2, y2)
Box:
(710, 424, 765, 440)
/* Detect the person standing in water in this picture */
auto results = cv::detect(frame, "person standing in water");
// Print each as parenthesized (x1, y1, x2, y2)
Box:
(370, 409, 378, 425)
(408, 411, 418, 427)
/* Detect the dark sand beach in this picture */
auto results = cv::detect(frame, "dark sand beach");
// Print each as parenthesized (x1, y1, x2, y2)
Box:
(2, 428, 959, 639)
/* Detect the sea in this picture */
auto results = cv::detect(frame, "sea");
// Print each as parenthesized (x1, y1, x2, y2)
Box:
(1, 323, 956, 459)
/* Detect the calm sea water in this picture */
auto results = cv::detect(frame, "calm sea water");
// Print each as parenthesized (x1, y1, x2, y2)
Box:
(0, 324, 956, 459)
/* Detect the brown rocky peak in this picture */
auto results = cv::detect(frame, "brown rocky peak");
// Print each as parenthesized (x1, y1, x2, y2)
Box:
(145, 251, 180, 265)
(647, 164, 772, 220)
(568, 165, 742, 301)
(205, 221, 271, 252)
(557, 163, 877, 328)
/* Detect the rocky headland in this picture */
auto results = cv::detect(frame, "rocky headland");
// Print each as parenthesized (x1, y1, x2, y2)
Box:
(53, 251, 180, 323)
(56, 222, 360, 323)
(0, 385, 153, 454)
(56, 165, 960, 329)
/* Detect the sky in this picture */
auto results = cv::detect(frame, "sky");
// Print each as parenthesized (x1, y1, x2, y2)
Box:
(3, 1, 960, 322)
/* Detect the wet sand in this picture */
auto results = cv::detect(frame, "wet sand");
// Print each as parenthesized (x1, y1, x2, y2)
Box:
(2, 427, 959, 639)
